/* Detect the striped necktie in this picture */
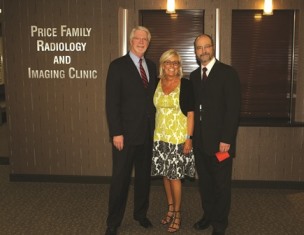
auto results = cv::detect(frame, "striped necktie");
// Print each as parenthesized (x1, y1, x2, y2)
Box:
(139, 58, 148, 88)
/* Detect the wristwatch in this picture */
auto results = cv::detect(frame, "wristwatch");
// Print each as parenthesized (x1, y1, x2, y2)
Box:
(186, 135, 193, 139)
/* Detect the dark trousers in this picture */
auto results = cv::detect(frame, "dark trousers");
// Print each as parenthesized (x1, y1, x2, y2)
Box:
(106, 135, 153, 228)
(194, 147, 233, 232)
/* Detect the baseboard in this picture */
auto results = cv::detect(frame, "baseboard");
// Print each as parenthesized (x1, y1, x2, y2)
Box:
(9, 174, 112, 184)
(8, 173, 304, 189)
(231, 180, 304, 190)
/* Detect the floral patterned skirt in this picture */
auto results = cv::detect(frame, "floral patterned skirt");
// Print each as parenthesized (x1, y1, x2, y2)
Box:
(151, 141, 195, 180)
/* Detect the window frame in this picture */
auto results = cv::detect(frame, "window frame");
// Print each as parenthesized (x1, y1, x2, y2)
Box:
(231, 10, 298, 124)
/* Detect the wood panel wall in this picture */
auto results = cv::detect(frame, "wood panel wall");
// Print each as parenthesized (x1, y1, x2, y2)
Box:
(234, 127, 304, 181)
(2, 0, 304, 182)
(3, 0, 112, 176)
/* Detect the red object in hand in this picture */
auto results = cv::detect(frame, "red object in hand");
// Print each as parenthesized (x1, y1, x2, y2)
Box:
(215, 151, 230, 162)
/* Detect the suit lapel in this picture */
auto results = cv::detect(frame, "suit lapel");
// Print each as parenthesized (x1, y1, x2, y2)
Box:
(126, 54, 155, 90)
(206, 60, 219, 80)
(193, 68, 201, 85)
(146, 60, 156, 89)
(126, 54, 141, 77)
(125, 54, 147, 88)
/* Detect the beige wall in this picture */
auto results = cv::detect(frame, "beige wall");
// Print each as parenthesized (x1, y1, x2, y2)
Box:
(2, 0, 304, 182)
(234, 127, 304, 181)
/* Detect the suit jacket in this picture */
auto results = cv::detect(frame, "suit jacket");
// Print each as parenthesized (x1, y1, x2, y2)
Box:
(106, 53, 157, 145)
(190, 60, 241, 156)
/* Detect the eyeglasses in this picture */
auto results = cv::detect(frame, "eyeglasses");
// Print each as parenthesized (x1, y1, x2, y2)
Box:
(133, 37, 148, 42)
(195, 44, 213, 50)
(164, 61, 180, 66)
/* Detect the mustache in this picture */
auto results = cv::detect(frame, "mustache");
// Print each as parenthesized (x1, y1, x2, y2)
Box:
(199, 53, 209, 57)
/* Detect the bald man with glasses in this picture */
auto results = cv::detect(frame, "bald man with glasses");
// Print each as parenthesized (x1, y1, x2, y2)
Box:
(190, 34, 241, 235)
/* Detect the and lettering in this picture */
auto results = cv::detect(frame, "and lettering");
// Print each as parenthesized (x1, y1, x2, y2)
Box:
(28, 25, 98, 79)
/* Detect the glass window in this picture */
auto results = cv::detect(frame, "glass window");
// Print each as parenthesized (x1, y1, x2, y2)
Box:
(231, 10, 298, 123)
(140, 10, 204, 76)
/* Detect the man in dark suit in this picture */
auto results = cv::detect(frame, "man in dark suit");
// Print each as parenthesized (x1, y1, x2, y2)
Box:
(105, 26, 157, 235)
(190, 34, 241, 235)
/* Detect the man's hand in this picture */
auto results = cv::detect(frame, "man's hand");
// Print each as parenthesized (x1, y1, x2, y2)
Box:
(219, 142, 230, 152)
(113, 135, 124, 151)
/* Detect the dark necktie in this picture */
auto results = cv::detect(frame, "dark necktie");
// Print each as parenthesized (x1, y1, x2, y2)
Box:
(202, 67, 208, 81)
(139, 59, 148, 88)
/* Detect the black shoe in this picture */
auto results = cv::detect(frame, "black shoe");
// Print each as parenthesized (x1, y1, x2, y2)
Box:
(193, 217, 210, 230)
(135, 217, 153, 228)
(105, 227, 117, 235)
(212, 229, 226, 235)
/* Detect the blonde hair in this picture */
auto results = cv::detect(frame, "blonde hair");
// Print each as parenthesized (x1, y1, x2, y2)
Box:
(159, 49, 183, 79)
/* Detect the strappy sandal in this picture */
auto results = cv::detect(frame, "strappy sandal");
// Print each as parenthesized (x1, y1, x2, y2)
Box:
(161, 203, 174, 225)
(168, 211, 181, 233)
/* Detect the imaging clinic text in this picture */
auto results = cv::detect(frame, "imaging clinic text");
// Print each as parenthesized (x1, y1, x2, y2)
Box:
(28, 25, 98, 79)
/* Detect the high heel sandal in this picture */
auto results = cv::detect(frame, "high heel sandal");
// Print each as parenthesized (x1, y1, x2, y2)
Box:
(161, 203, 174, 225)
(168, 211, 181, 233)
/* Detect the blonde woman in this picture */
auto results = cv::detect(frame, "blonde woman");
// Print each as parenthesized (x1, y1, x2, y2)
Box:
(151, 49, 195, 233)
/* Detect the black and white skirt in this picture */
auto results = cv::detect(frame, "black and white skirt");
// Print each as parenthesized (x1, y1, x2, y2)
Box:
(151, 140, 195, 180)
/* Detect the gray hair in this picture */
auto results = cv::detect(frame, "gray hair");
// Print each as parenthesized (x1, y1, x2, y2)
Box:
(129, 26, 151, 42)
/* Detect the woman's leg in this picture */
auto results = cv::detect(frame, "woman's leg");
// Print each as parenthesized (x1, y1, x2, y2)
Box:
(170, 179, 181, 211)
(168, 179, 182, 232)
(161, 177, 175, 224)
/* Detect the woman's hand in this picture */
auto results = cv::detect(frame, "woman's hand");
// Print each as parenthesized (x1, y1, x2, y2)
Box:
(183, 139, 192, 154)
